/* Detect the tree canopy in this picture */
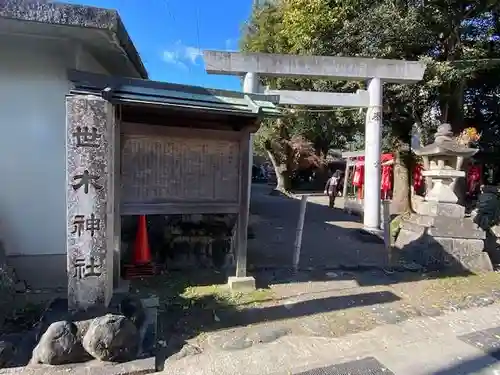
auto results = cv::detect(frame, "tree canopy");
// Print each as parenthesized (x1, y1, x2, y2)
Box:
(241, 0, 500, 208)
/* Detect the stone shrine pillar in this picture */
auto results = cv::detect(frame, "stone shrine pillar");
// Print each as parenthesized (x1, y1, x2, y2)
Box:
(66, 95, 117, 311)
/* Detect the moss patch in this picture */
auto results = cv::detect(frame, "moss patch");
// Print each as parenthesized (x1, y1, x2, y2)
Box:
(130, 271, 276, 342)
(182, 285, 275, 309)
(390, 214, 403, 243)
(131, 271, 275, 311)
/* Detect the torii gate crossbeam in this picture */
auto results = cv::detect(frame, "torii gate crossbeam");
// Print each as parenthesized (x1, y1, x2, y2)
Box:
(203, 50, 426, 278)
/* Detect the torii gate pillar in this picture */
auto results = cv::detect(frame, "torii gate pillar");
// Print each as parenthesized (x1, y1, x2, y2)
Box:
(203, 51, 427, 230)
(364, 78, 383, 231)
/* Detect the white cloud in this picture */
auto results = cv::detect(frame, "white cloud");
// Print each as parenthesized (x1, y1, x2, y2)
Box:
(184, 46, 202, 63)
(162, 41, 202, 69)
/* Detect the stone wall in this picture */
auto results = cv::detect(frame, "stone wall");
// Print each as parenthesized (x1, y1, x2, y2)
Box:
(121, 214, 237, 270)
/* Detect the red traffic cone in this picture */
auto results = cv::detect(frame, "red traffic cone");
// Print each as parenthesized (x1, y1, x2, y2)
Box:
(133, 215, 152, 265)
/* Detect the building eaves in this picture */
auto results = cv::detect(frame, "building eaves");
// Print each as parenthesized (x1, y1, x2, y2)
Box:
(68, 70, 281, 118)
(0, 0, 148, 79)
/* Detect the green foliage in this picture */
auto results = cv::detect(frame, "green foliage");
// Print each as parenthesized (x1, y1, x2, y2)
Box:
(242, 0, 500, 193)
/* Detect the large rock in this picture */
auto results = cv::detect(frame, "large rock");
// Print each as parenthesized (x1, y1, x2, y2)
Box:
(82, 314, 139, 362)
(31, 321, 89, 365)
(35, 298, 70, 342)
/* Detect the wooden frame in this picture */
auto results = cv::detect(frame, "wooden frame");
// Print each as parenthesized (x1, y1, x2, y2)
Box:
(119, 121, 245, 216)
(121, 122, 242, 141)
(235, 128, 251, 278)
(121, 202, 239, 216)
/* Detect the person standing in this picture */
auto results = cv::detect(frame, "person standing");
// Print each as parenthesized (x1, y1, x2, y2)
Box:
(324, 170, 341, 208)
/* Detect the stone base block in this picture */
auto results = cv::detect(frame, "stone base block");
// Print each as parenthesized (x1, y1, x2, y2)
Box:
(395, 228, 493, 273)
(228, 276, 256, 292)
(401, 214, 485, 240)
(414, 200, 465, 218)
(462, 253, 494, 273)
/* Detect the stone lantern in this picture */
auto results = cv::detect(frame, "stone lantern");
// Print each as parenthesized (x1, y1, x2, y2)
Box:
(417, 123, 477, 209)
(395, 123, 493, 272)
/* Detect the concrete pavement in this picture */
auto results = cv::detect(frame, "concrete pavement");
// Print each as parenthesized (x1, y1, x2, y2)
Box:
(163, 303, 500, 375)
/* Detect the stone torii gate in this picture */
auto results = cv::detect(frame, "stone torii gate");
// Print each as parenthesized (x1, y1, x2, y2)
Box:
(203, 51, 427, 233)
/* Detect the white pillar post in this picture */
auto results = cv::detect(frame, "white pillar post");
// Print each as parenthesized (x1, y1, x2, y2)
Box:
(243, 72, 260, 93)
(243, 72, 259, 199)
(363, 78, 383, 231)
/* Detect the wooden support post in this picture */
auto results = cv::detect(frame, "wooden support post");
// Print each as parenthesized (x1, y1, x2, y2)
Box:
(236, 129, 251, 278)
(228, 128, 256, 292)
(381, 200, 392, 267)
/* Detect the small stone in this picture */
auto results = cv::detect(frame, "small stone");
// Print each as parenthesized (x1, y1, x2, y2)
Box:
(221, 335, 252, 351)
(31, 321, 89, 365)
(168, 343, 202, 361)
(248, 327, 290, 344)
(82, 314, 139, 362)
(207, 332, 252, 351)
(0, 341, 15, 368)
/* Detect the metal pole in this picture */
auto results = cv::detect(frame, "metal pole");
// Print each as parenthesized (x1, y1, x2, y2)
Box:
(381, 200, 392, 266)
(293, 195, 308, 272)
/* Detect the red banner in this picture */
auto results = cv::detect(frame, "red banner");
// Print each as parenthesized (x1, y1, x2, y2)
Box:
(381, 165, 392, 192)
(413, 164, 424, 190)
(467, 165, 482, 195)
(352, 163, 364, 187)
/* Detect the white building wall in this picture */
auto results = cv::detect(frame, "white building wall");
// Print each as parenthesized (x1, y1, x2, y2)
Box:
(0, 34, 109, 286)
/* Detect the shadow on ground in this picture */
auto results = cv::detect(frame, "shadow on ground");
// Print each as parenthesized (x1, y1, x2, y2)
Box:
(131, 269, 401, 364)
(133, 184, 496, 365)
(431, 353, 500, 375)
(249, 184, 475, 281)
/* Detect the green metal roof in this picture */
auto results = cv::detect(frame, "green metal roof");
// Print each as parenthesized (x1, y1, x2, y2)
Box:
(68, 70, 281, 118)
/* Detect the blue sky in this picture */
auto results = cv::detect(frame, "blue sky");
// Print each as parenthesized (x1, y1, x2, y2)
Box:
(64, 0, 252, 91)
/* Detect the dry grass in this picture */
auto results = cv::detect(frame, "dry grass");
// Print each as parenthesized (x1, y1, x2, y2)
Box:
(392, 271, 500, 309)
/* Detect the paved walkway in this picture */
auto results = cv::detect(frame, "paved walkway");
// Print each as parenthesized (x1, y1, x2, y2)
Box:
(248, 184, 388, 269)
(163, 303, 500, 375)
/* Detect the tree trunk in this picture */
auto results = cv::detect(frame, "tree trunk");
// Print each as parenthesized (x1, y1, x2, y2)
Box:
(391, 150, 412, 214)
(440, 82, 465, 133)
(266, 149, 292, 191)
(314, 160, 329, 190)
